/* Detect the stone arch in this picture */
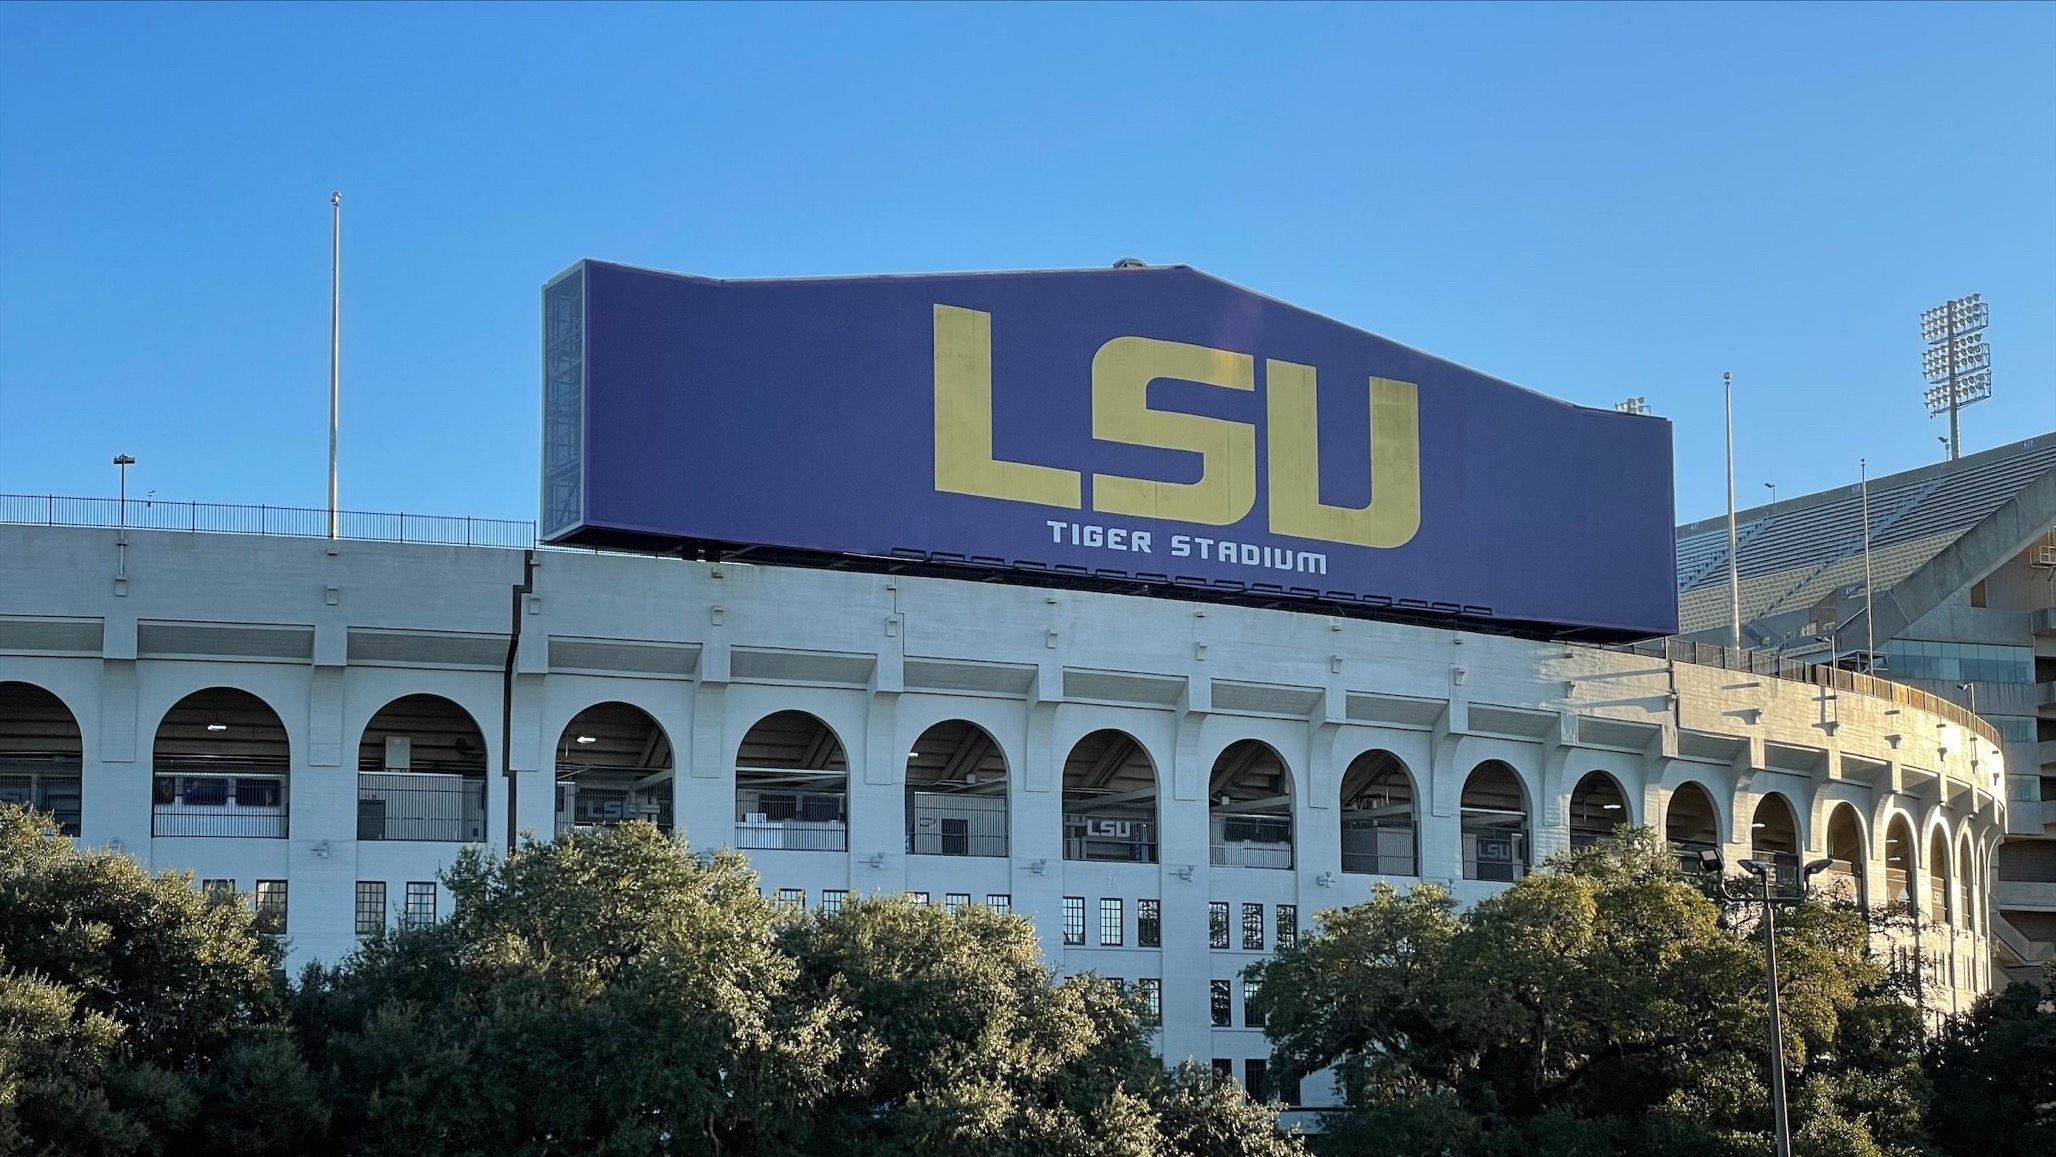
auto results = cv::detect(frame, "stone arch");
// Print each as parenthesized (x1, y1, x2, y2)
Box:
(1883, 813, 1916, 909)
(1209, 739, 1294, 871)
(1061, 729, 1158, 863)
(1663, 780, 1722, 867)
(1460, 760, 1529, 881)
(907, 719, 1008, 858)
(0, 681, 84, 836)
(735, 710, 848, 852)
(1567, 770, 1629, 850)
(1748, 792, 1801, 887)
(1927, 825, 1953, 927)
(556, 702, 675, 835)
(1339, 748, 1417, 876)
(1824, 802, 1868, 908)
(356, 693, 490, 843)
(151, 687, 291, 839)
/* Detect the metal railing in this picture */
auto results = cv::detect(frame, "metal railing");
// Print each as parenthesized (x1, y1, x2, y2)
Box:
(152, 804, 288, 839)
(1610, 636, 2002, 749)
(358, 772, 487, 843)
(733, 819, 848, 851)
(1, 493, 535, 549)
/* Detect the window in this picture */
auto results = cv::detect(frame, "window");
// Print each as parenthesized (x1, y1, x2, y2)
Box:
(1243, 977, 1265, 1028)
(1276, 904, 1297, 950)
(775, 887, 806, 912)
(1210, 979, 1231, 1026)
(944, 892, 971, 915)
(200, 878, 235, 900)
(1138, 898, 1161, 947)
(1244, 1059, 1268, 1099)
(252, 880, 287, 934)
(985, 893, 1011, 914)
(1241, 903, 1264, 950)
(1063, 896, 1086, 945)
(1209, 901, 1230, 949)
(1106, 977, 1125, 992)
(821, 889, 847, 915)
(1211, 1058, 1234, 1078)
(1277, 1070, 1301, 1106)
(1099, 898, 1123, 946)
(403, 881, 437, 928)
(1136, 977, 1162, 1019)
(906, 891, 930, 906)
(355, 881, 386, 935)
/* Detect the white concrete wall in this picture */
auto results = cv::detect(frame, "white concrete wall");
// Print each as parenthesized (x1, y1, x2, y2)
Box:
(0, 525, 2010, 1096)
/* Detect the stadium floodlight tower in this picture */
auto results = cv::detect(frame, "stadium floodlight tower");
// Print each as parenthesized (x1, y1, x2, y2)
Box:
(1921, 294, 1991, 460)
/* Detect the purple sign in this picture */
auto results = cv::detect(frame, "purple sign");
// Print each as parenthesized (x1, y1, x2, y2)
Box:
(542, 261, 1676, 639)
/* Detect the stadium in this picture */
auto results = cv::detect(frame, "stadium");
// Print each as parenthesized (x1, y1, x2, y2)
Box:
(0, 261, 2025, 1102)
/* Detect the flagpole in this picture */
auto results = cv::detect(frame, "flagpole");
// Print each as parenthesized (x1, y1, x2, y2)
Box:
(1725, 372, 1741, 652)
(1861, 458, 1875, 669)
(329, 191, 342, 539)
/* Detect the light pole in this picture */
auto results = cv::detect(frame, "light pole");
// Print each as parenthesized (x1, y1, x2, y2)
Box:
(1921, 295, 1991, 461)
(1725, 372, 1742, 652)
(1860, 459, 1876, 672)
(1735, 855, 1835, 1157)
(1956, 681, 1977, 716)
(1764, 481, 1776, 505)
(112, 454, 135, 527)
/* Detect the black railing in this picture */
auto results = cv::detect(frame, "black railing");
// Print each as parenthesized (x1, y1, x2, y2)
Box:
(358, 773, 486, 842)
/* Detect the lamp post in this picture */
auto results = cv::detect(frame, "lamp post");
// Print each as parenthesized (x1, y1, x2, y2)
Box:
(1705, 852, 1834, 1157)
(1725, 372, 1741, 652)
(1956, 681, 1977, 716)
(112, 454, 135, 527)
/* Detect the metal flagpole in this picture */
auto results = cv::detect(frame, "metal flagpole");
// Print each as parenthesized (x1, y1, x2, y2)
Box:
(329, 192, 342, 539)
(1860, 458, 1875, 670)
(1726, 372, 1741, 652)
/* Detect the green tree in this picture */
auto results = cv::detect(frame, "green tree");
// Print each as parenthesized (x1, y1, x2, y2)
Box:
(0, 804, 321, 1157)
(1922, 970, 2056, 1157)
(1251, 829, 1919, 1157)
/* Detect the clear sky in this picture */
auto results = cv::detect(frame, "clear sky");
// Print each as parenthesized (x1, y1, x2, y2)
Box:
(2, 2, 2051, 529)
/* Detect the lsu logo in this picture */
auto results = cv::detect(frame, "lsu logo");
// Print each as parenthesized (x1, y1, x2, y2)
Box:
(931, 304, 1421, 548)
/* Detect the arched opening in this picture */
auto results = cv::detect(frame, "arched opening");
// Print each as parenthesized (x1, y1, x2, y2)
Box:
(555, 703, 674, 835)
(1664, 782, 1720, 870)
(907, 719, 1007, 857)
(1061, 730, 1157, 863)
(1748, 794, 1800, 890)
(152, 688, 289, 838)
(1884, 815, 1915, 910)
(1958, 834, 1976, 933)
(1928, 827, 1952, 927)
(1825, 804, 1867, 908)
(1460, 762, 1528, 882)
(734, 711, 846, 851)
(1567, 771, 1628, 850)
(1339, 750, 1416, 875)
(356, 694, 488, 842)
(1209, 740, 1293, 870)
(0, 682, 84, 836)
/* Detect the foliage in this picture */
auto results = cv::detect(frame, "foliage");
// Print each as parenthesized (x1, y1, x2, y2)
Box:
(1922, 969, 2056, 1157)
(1252, 829, 1926, 1157)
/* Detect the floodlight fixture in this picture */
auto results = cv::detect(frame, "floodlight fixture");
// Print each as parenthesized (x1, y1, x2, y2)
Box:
(1696, 848, 1724, 874)
(1921, 293, 1993, 458)
(1614, 396, 1649, 415)
(1803, 858, 1834, 877)
(1739, 858, 1769, 877)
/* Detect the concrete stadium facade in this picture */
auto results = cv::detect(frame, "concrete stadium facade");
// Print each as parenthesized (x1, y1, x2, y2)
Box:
(0, 522, 2009, 1099)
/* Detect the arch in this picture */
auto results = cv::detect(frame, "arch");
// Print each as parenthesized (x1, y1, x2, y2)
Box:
(0, 681, 84, 836)
(1927, 826, 1952, 927)
(1748, 793, 1800, 888)
(355, 694, 489, 843)
(1664, 781, 1721, 868)
(735, 710, 847, 852)
(1339, 749, 1417, 876)
(1823, 803, 1867, 908)
(1061, 729, 1158, 863)
(1883, 814, 1915, 910)
(1567, 771, 1628, 850)
(907, 719, 1008, 857)
(1958, 832, 1977, 934)
(151, 687, 290, 839)
(553, 702, 675, 835)
(1461, 761, 1528, 882)
(1209, 739, 1294, 870)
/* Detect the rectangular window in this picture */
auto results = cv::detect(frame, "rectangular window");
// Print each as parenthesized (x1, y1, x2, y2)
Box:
(1244, 1058, 1268, 1099)
(906, 891, 930, 906)
(1278, 1071, 1301, 1106)
(944, 892, 971, 915)
(775, 887, 806, 912)
(1209, 979, 1232, 1026)
(1106, 977, 1125, 993)
(1276, 904, 1297, 950)
(1099, 898, 1123, 946)
(403, 881, 437, 928)
(821, 889, 847, 915)
(1138, 898, 1161, 947)
(252, 880, 287, 934)
(354, 881, 386, 936)
(200, 878, 235, 900)
(1241, 903, 1264, 951)
(1211, 1057, 1234, 1078)
(1063, 896, 1086, 945)
(1209, 901, 1230, 949)
(1243, 977, 1265, 1028)
(985, 893, 1011, 914)
(1136, 977, 1162, 1020)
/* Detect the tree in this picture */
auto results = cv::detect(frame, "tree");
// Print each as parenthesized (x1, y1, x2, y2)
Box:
(1923, 969, 2056, 1157)
(1250, 829, 1919, 1157)
(0, 804, 322, 1157)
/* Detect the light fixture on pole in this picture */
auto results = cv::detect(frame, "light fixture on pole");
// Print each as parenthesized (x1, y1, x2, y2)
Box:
(1614, 396, 1648, 415)
(1956, 681, 1977, 716)
(329, 191, 342, 540)
(112, 455, 136, 527)
(1921, 294, 1991, 460)
(1724, 372, 1741, 652)
(1763, 481, 1776, 505)
(1860, 459, 1875, 671)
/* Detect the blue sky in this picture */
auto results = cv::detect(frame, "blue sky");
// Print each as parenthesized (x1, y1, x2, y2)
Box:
(1, 2, 2050, 527)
